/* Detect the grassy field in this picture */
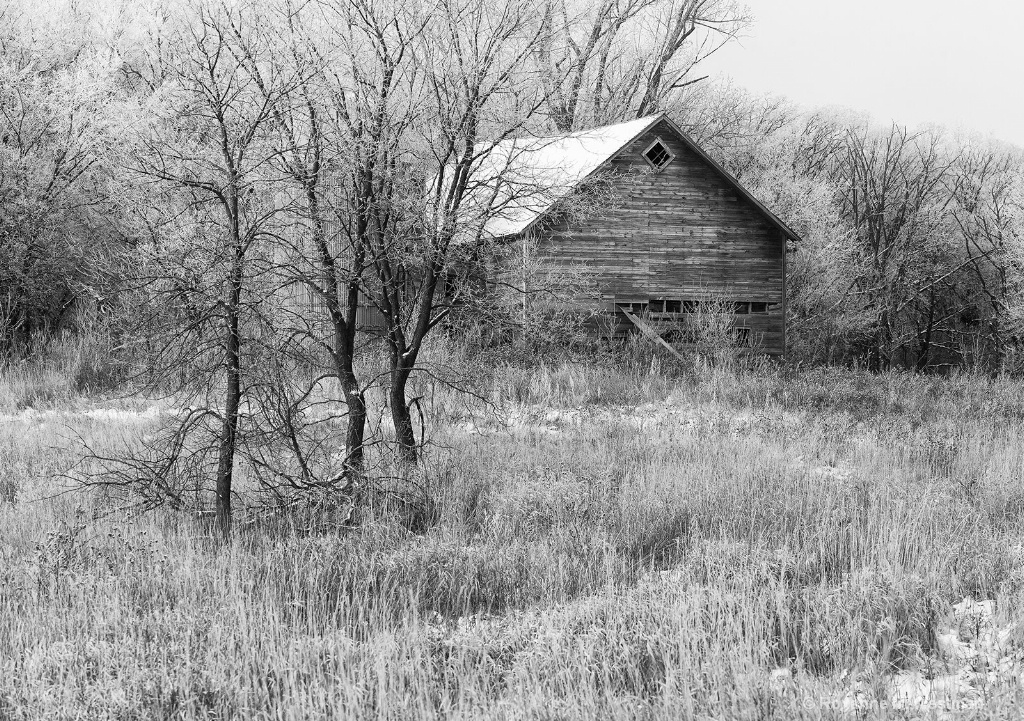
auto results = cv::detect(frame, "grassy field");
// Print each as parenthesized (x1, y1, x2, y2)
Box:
(2, 357, 1024, 719)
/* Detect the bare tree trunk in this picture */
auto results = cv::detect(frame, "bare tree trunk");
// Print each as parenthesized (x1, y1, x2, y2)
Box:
(341, 372, 367, 471)
(389, 359, 416, 464)
(338, 274, 367, 476)
(307, 182, 367, 477)
(215, 236, 244, 535)
(916, 288, 936, 372)
(384, 261, 439, 466)
(868, 307, 889, 373)
(988, 315, 1003, 375)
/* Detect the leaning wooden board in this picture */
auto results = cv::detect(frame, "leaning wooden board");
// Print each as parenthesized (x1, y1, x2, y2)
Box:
(619, 309, 687, 362)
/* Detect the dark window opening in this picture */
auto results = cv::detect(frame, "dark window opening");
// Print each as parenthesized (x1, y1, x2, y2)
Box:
(616, 302, 648, 316)
(733, 328, 751, 345)
(642, 139, 673, 170)
(617, 298, 773, 317)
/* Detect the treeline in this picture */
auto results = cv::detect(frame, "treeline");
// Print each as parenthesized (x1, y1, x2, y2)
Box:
(674, 86, 1024, 372)
(6, 1, 1021, 383)
(5, 0, 1020, 379)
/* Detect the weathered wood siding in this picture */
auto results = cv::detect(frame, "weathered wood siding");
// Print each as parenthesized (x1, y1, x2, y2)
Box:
(532, 119, 786, 355)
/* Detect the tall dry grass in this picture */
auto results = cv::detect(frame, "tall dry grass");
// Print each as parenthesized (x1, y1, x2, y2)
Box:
(0, 327, 124, 413)
(2, 358, 1024, 718)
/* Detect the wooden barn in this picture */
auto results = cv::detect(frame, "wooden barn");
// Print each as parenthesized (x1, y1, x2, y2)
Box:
(474, 112, 800, 356)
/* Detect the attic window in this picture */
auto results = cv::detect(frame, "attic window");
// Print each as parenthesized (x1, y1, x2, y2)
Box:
(642, 138, 674, 170)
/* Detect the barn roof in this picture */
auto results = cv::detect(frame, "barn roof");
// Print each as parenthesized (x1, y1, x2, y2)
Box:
(474, 112, 801, 242)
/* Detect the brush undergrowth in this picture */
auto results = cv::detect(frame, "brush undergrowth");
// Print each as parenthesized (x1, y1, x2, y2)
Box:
(0, 328, 124, 412)
(2, 355, 1024, 719)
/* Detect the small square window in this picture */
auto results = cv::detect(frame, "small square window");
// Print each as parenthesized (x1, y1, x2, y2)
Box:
(665, 300, 682, 313)
(642, 138, 674, 170)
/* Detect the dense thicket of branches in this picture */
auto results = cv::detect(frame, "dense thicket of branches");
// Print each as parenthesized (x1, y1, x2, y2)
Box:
(4, 0, 1024, 521)
(674, 84, 1024, 371)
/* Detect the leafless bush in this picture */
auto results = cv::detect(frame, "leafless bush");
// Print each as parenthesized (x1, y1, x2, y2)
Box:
(652, 296, 753, 370)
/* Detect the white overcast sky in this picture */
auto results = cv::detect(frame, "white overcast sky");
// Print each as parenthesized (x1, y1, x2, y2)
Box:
(700, 0, 1024, 147)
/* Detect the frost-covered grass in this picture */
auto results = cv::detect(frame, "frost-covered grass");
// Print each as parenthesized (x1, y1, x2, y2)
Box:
(0, 329, 124, 413)
(2, 362, 1024, 718)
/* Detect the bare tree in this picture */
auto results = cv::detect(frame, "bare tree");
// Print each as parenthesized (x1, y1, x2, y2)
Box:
(947, 144, 1024, 370)
(837, 124, 956, 370)
(226, 0, 390, 478)
(363, 0, 561, 463)
(122, 1, 294, 531)
(534, 0, 749, 131)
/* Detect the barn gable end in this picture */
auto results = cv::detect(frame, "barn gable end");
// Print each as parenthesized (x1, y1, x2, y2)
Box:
(518, 116, 792, 356)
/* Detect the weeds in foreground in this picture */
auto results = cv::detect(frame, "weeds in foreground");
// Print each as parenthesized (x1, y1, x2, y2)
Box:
(2, 362, 1024, 718)
(0, 328, 124, 412)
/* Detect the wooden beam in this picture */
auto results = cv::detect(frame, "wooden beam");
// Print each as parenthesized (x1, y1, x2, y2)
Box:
(619, 309, 687, 362)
